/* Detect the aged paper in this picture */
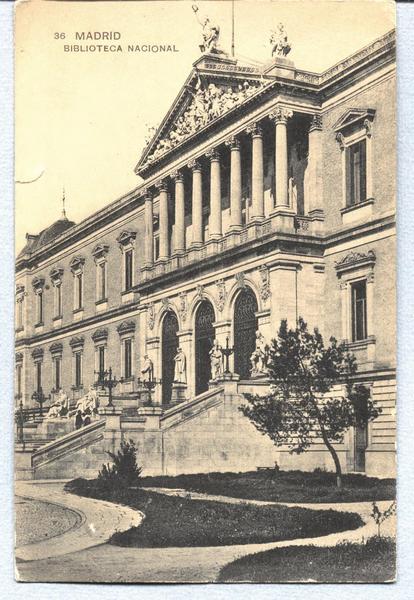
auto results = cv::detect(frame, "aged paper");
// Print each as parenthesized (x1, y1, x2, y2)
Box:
(15, 0, 396, 583)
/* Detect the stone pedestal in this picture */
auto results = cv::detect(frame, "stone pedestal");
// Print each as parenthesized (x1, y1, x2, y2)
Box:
(101, 407, 122, 453)
(171, 382, 187, 404)
(137, 387, 153, 407)
(211, 372, 240, 395)
(137, 406, 163, 430)
(263, 56, 295, 78)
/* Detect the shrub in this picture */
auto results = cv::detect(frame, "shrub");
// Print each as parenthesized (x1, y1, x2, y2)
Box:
(97, 439, 143, 490)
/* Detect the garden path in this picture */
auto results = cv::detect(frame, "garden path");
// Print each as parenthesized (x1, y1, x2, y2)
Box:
(15, 480, 395, 583)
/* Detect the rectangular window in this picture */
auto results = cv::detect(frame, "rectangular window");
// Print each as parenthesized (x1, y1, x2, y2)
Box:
(125, 249, 133, 291)
(351, 280, 367, 341)
(36, 362, 42, 393)
(98, 346, 105, 378)
(37, 292, 44, 324)
(74, 352, 82, 388)
(348, 140, 367, 206)
(75, 273, 83, 310)
(55, 358, 61, 391)
(124, 338, 132, 379)
(17, 299, 23, 329)
(97, 262, 106, 300)
(55, 284, 62, 317)
(16, 364, 22, 397)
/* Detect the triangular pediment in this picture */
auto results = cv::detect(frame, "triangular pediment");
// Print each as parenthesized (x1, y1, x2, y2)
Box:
(333, 108, 375, 133)
(135, 54, 269, 176)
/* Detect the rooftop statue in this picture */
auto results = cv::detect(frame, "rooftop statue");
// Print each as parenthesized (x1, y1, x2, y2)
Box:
(192, 4, 224, 54)
(270, 22, 291, 58)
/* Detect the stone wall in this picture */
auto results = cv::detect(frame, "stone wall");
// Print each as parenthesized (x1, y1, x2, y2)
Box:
(20, 380, 395, 481)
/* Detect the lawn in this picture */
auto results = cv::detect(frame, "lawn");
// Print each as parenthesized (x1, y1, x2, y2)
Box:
(217, 536, 396, 583)
(65, 478, 363, 548)
(139, 469, 395, 504)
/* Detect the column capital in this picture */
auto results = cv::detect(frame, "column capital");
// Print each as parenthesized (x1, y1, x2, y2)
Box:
(142, 187, 153, 201)
(206, 148, 221, 161)
(310, 114, 323, 132)
(225, 135, 241, 150)
(188, 159, 202, 171)
(246, 122, 263, 137)
(269, 107, 293, 125)
(155, 180, 168, 193)
(171, 170, 184, 182)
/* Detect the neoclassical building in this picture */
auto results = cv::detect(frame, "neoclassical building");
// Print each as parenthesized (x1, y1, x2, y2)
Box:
(15, 28, 396, 479)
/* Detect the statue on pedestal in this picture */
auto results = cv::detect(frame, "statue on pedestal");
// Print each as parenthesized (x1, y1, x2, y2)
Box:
(250, 331, 269, 377)
(192, 4, 224, 54)
(209, 339, 223, 379)
(46, 389, 69, 419)
(173, 347, 187, 384)
(141, 355, 154, 382)
(270, 23, 291, 58)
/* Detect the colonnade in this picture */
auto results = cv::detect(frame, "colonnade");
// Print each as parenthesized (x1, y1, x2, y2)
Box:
(143, 107, 314, 267)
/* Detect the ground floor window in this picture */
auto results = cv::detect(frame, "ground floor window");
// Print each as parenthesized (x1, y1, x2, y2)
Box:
(36, 362, 42, 392)
(123, 338, 132, 379)
(54, 358, 61, 391)
(74, 352, 82, 388)
(351, 279, 367, 341)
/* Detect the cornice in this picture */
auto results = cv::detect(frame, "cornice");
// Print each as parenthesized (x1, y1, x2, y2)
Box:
(15, 300, 140, 349)
(135, 213, 395, 295)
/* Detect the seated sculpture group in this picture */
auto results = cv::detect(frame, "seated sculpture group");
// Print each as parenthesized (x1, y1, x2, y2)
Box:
(45, 385, 100, 430)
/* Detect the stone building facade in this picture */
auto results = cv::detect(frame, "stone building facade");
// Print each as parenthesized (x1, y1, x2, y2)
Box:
(15, 29, 396, 478)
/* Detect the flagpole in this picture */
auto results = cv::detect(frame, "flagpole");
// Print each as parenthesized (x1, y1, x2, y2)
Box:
(231, 0, 235, 57)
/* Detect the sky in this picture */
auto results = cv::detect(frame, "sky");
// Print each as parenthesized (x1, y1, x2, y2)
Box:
(15, 0, 395, 252)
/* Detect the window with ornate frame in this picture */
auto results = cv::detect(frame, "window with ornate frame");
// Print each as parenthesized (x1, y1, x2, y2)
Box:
(70, 257, 85, 313)
(49, 342, 63, 392)
(15, 284, 25, 332)
(92, 244, 109, 305)
(117, 230, 137, 296)
(92, 328, 109, 381)
(69, 336, 84, 390)
(335, 250, 376, 361)
(117, 320, 136, 379)
(32, 347, 44, 394)
(15, 353, 23, 403)
(334, 108, 375, 221)
(32, 277, 45, 327)
(50, 267, 64, 320)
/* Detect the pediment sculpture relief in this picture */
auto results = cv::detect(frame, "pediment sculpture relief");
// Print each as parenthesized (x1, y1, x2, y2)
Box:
(144, 79, 265, 166)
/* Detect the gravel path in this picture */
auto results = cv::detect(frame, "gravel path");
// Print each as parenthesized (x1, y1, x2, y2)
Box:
(15, 496, 82, 546)
(15, 481, 142, 565)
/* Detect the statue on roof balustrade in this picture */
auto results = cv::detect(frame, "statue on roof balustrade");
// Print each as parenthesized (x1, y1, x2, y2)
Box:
(270, 23, 291, 58)
(192, 4, 224, 54)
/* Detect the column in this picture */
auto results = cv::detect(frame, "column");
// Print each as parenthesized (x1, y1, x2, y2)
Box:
(173, 171, 185, 253)
(144, 190, 154, 266)
(269, 107, 293, 208)
(206, 149, 222, 239)
(247, 123, 264, 219)
(225, 136, 242, 230)
(188, 159, 203, 246)
(157, 181, 169, 260)
(307, 114, 323, 215)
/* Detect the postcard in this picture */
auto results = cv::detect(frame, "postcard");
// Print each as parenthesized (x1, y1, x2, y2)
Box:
(14, 0, 396, 583)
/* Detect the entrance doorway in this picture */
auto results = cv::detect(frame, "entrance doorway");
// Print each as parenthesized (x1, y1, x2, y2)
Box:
(195, 300, 215, 395)
(234, 288, 258, 379)
(161, 311, 179, 405)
